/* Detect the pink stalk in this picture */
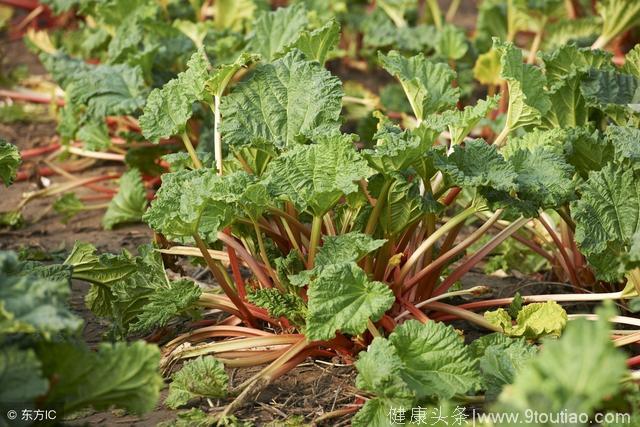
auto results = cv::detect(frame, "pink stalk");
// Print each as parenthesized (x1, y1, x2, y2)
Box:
(217, 232, 273, 288)
(433, 217, 530, 296)
(538, 216, 581, 287)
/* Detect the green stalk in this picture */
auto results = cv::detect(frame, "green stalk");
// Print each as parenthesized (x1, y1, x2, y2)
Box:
(493, 123, 511, 148)
(252, 221, 284, 291)
(397, 205, 479, 284)
(212, 97, 222, 174)
(364, 179, 392, 236)
(307, 215, 324, 268)
(395, 286, 491, 321)
(423, 302, 502, 331)
(181, 131, 203, 169)
(445, 0, 461, 22)
(426, 0, 442, 29)
(367, 319, 382, 338)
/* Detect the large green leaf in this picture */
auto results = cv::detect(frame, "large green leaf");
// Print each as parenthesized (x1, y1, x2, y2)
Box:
(423, 96, 499, 145)
(506, 146, 576, 213)
(484, 302, 568, 339)
(0, 346, 48, 405)
(288, 19, 340, 65)
(65, 243, 201, 336)
(495, 304, 628, 418)
(470, 334, 537, 401)
(596, 0, 640, 47)
(494, 39, 551, 137)
(220, 49, 343, 151)
(140, 50, 210, 142)
(363, 120, 435, 175)
(305, 262, 394, 341)
(143, 168, 237, 242)
(379, 50, 460, 121)
(248, 4, 308, 61)
(433, 139, 517, 192)
(0, 251, 81, 335)
(572, 164, 640, 280)
(265, 134, 373, 215)
(39, 340, 163, 415)
(354, 319, 481, 422)
(541, 44, 613, 90)
(102, 169, 148, 230)
(0, 139, 20, 187)
(289, 231, 386, 287)
(165, 356, 228, 409)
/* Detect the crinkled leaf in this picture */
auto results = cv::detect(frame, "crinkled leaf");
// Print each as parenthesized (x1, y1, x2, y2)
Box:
(542, 16, 601, 50)
(248, 4, 308, 61)
(0, 139, 20, 187)
(246, 288, 306, 326)
(206, 52, 259, 97)
(289, 231, 386, 287)
(495, 304, 628, 416)
(288, 19, 340, 65)
(265, 134, 373, 215)
(471, 334, 537, 401)
(77, 121, 112, 151)
(541, 44, 613, 90)
(102, 169, 147, 230)
(605, 125, 640, 162)
(494, 39, 551, 135)
(435, 24, 468, 61)
(622, 44, 640, 78)
(424, 96, 499, 145)
(53, 193, 86, 223)
(66, 62, 147, 120)
(377, 173, 429, 236)
(356, 319, 481, 403)
(484, 302, 568, 339)
(596, 0, 640, 46)
(143, 168, 237, 242)
(39, 340, 162, 414)
(140, 50, 210, 142)
(165, 356, 228, 409)
(65, 243, 201, 336)
(305, 262, 394, 341)
(433, 139, 517, 192)
(572, 164, 640, 280)
(379, 50, 460, 121)
(507, 146, 576, 211)
(220, 49, 343, 151)
(580, 68, 640, 114)
(363, 120, 434, 174)
(563, 127, 612, 179)
(129, 278, 202, 334)
(213, 0, 261, 31)
(0, 347, 48, 404)
(0, 251, 81, 335)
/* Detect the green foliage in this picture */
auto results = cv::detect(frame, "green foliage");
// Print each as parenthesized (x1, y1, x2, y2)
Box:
(221, 49, 343, 151)
(379, 50, 460, 120)
(0, 139, 20, 187)
(495, 304, 629, 419)
(306, 262, 394, 340)
(572, 164, 640, 281)
(484, 301, 568, 339)
(64, 242, 202, 336)
(102, 168, 148, 229)
(140, 50, 210, 142)
(0, 250, 162, 418)
(353, 320, 481, 425)
(166, 356, 228, 409)
(265, 134, 373, 216)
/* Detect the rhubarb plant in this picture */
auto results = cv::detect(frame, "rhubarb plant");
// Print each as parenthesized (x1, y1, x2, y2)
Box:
(9, 1, 640, 423)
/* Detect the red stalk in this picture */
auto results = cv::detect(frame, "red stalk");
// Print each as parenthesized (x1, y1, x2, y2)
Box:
(442, 187, 461, 205)
(226, 240, 248, 299)
(433, 217, 529, 296)
(20, 143, 61, 159)
(538, 216, 581, 288)
(627, 355, 640, 368)
(217, 232, 273, 289)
